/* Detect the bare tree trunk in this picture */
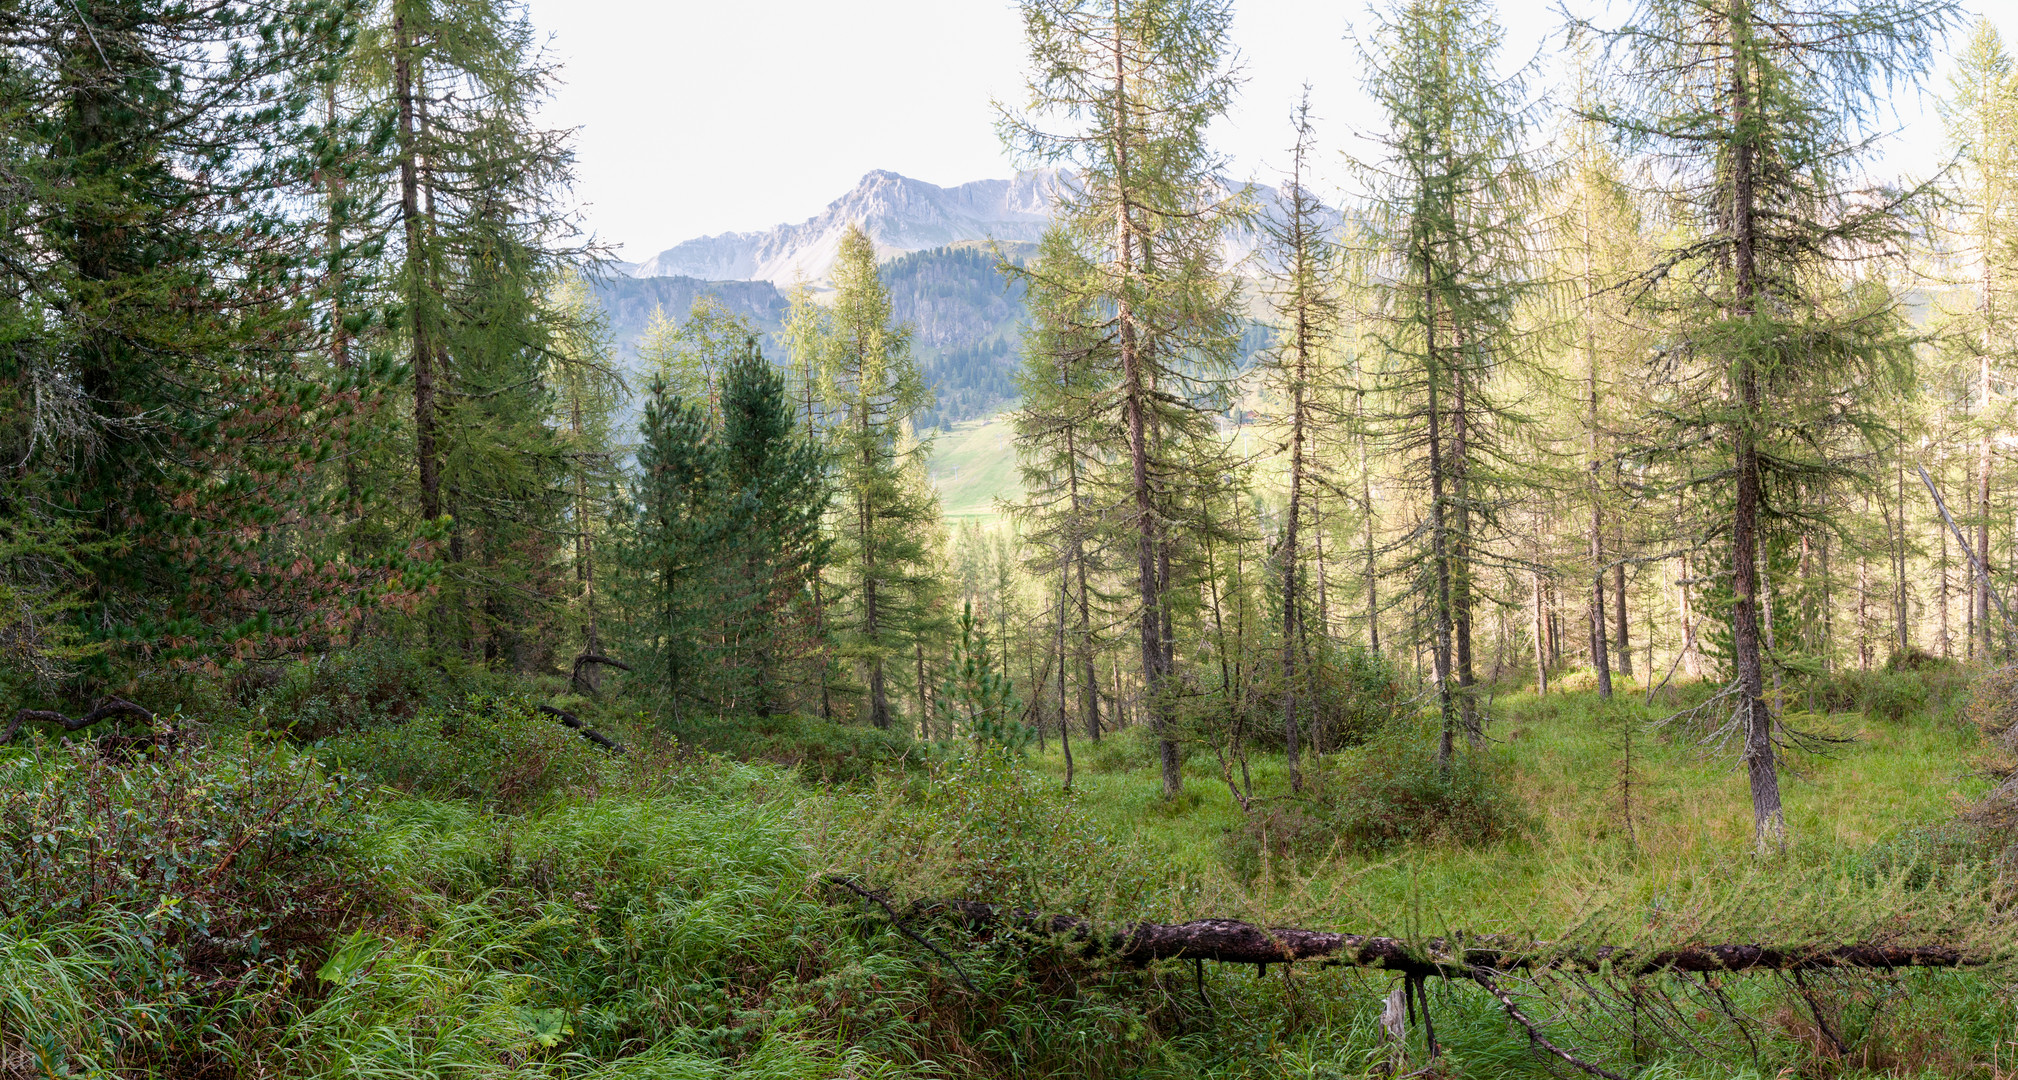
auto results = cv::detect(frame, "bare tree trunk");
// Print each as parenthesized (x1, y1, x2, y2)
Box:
(1533, 568, 1549, 696)
(1981, 352, 1994, 661)
(1452, 361, 1479, 743)
(1588, 351, 1613, 699)
(1615, 560, 1632, 678)
(1426, 286, 1460, 773)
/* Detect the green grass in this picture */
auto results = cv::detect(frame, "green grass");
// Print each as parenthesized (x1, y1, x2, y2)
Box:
(1028, 677, 1992, 936)
(927, 415, 1023, 522)
(5, 671, 2013, 1078)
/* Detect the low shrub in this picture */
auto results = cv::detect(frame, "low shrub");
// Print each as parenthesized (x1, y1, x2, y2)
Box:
(1969, 664, 2018, 763)
(324, 694, 621, 811)
(1083, 722, 1200, 775)
(248, 639, 454, 739)
(0, 731, 376, 1073)
(1222, 733, 1531, 880)
(665, 710, 920, 783)
(1809, 659, 1967, 725)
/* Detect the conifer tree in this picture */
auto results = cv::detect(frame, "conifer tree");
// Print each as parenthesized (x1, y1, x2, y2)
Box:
(1580, 0, 1955, 846)
(818, 225, 938, 729)
(1937, 20, 2018, 659)
(1013, 228, 1117, 742)
(1259, 93, 1344, 791)
(1355, 0, 1539, 769)
(1003, 0, 1248, 796)
(2, 0, 386, 686)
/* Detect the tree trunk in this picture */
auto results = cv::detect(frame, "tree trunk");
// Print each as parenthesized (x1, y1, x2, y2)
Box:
(1451, 360, 1479, 743)
(1589, 354, 1613, 699)
(394, 13, 439, 524)
(1425, 284, 1460, 774)
(1110, 24, 1179, 796)
(1614, 561, 1632, 678)
(1728, 3, 1784, 847)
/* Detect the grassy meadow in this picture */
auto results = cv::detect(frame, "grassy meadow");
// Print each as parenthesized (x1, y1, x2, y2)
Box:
(3, 655, 2015, 1079)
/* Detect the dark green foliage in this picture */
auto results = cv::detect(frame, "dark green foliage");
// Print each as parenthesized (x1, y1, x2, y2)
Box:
(1, 0, 389, 685)
(621, 337, 830, 716)
(324, 694, 618, 811)
(628, 384, 721, 704)
(244, 639, 452, 739)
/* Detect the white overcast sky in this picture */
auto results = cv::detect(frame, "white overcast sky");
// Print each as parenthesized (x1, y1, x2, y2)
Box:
(519, 0, 2018, 261)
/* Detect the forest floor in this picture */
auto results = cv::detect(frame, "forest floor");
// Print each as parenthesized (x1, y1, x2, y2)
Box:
(6, 661, 2013, 1079)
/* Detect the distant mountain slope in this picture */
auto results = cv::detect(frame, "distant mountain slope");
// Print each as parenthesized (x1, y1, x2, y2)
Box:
(589, 244, 1033, 431)
(591, 274, 789, 353)
(629, 170, 1065, 285)
(884, 242, 1033, 431)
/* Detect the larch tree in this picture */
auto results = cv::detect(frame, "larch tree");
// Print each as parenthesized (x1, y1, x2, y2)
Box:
(1002, 0, 1248, 796)
(1580, 0, 1956, 847)
(818, 224, 938, 730)
(1937, 19, 2018, 660)
(1258, 91, 1344, 791)
(1355, 0, 1539, 770)
(1013, 227, 1117, 744)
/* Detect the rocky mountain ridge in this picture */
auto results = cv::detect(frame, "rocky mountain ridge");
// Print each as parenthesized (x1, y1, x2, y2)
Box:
(626, 170, 1066, 285)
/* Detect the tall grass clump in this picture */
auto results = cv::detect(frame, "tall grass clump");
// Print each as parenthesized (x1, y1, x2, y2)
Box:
(324, 694, 622, 811)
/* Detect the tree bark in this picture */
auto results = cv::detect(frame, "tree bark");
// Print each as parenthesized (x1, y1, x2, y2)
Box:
(854, 887, 1985, 978)
(394, 12, 439, 524)
(1728, 0, 1785, 847)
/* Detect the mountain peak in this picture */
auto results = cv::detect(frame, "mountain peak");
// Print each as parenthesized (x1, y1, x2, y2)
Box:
(629, 168, 1067, 285)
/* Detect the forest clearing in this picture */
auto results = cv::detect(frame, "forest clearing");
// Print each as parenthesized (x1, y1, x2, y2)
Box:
(10, 0, 2018, 1074)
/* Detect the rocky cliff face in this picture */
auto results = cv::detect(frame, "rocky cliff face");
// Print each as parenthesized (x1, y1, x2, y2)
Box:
(628, 169, 1067, 284)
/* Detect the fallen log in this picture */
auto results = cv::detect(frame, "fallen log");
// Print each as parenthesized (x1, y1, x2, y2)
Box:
(876, 891, 1984, 979)
(3, 697, 157, 745)
(536, 704, 626, 753)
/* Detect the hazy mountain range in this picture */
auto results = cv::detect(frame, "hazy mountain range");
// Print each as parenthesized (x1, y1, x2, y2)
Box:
(613, 170, 1066, 285)
(592, 168, 1331, 429)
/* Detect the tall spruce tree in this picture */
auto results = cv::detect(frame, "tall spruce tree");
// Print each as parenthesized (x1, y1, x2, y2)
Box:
(1580, 0, 1956, 846)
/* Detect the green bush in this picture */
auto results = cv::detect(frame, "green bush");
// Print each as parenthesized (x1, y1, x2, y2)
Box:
(324, 694, 621, 811)
(1223, 734, 1531, 880)
(0, 731, 376, 1074)
(248, 639, 453, 739)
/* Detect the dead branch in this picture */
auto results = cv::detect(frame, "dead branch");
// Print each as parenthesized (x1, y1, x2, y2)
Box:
(571, 653, 633, 695)
(3, 697, 156, 745)
(892, 897, 1986, 980)
(535, 704, 626, 753)
(1469, 965, 1629, 1080)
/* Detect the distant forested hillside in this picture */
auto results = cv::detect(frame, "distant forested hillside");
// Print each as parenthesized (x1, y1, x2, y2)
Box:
(593, 243, 1034, 430)
(884, 242, 1034, 430)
